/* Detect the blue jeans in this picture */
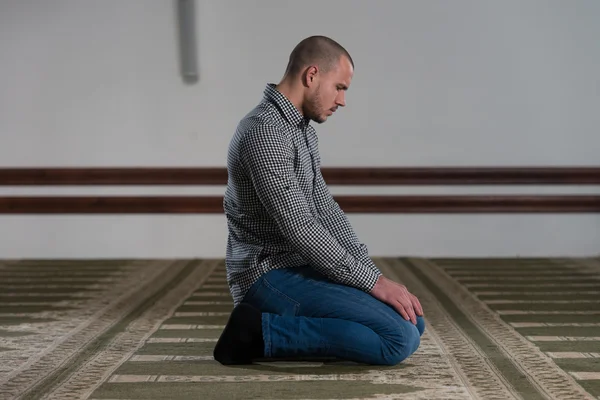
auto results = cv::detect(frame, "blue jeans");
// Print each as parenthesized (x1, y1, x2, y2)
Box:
(241, 266, 425, 365)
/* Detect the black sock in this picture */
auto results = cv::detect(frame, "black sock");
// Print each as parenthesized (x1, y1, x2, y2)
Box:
(213, 303, 264, 365)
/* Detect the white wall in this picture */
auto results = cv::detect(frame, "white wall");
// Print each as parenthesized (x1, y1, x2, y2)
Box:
(1, 0, 598, 258)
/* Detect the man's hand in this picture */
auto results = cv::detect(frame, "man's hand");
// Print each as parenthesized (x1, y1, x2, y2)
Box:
(370, 276, 423, 324)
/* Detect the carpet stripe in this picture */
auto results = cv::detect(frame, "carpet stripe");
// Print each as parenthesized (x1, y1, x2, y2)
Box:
(449, 271, 595, 276)
(199, 284, 228, 289)
(89, 380, 423, 400)
(1, 278, 116, 283)
(114, 360, 353, 376)
(527, 336, 600, 341)
(147, 338, 217, 343)
(465, 283, 600, 288)
(161, 316, 229, 325)
(475, 291, 600, 295)
(547, 352, 600, 358)
(457, 277, 599, 282)
(189, 292, 230, 297)
(498, 310, 600, 315)
(150, 329, 222, 339)
(0, 284, 109, 288)
(159, 325, 224, 329)
(511, 323, 600, 328)
(0, 302, 81, 306)
(106, 373, 426, 382)
(535, 342, 600, 353)
(129, 355, 214, 361)
(0, 292, 89, 300)
(485, 300, 600, 304)
(0, 315, 59, 320)
(173, 312, 230, 317)
(441, 266, 578, 270)
(0, 272, 130, 277)
(135, 342, 215, 356)
(569, 372, 600, 380)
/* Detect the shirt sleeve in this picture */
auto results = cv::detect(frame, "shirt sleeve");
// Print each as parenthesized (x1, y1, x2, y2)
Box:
(239, 125, 380, 293)
(312, 165, 383, 276)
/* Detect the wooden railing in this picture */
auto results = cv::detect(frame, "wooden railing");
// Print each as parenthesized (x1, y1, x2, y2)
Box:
(2, 167, 600, 185)
(1, 167, 599, 213)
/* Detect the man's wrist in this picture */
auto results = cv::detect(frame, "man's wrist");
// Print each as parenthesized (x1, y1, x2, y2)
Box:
(370, 274, 385, 294)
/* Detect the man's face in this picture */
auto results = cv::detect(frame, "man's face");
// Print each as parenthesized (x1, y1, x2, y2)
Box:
(304, 56, 353, 124)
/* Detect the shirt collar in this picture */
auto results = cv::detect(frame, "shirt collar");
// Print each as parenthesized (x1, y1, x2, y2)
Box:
(263, 83, 310, 129)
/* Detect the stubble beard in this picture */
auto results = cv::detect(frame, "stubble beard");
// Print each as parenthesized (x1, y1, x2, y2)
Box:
(305, 85, 326, 124)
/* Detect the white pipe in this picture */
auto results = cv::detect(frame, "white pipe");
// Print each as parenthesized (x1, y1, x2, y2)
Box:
(177, 0, 198, 83)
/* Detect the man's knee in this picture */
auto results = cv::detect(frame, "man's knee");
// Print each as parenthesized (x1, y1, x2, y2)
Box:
(416, 315, 426, 336)
(381, 319, 423, 365)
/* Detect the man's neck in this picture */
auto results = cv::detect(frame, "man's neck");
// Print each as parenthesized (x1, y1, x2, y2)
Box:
(275, 79, 304, 116)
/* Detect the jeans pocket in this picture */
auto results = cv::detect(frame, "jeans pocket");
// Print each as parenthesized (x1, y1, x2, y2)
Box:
(244, 276, 300, 316)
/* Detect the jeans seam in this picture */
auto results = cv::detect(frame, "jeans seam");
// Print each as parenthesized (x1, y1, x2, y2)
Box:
(262, 276, 300, 315)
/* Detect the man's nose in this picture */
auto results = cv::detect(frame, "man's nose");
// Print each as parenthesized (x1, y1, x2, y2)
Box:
(336, 92, 346, 107)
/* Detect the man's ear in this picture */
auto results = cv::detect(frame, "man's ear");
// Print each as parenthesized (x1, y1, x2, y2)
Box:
(305, 65, 318, 86)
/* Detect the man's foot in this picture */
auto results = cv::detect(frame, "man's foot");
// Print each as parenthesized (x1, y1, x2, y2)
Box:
(213, 303, 264, 365)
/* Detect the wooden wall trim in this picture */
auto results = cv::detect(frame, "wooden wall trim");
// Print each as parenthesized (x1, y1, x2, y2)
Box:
(1, 166, 600, 185)
(1, 195, 599, 213)
(324, 167, 600, 185)
(2, 167, 598, 213)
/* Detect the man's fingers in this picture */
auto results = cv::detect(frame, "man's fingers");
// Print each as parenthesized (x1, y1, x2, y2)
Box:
(397, 299, 416, 325)
(395, 303, 410, 322)
(376, 281, 421, 324)
(407, 305, 417, 325)
(401, 286, 423, 317)
(411, 294, 424, 316)
(404, 298, 417, 324)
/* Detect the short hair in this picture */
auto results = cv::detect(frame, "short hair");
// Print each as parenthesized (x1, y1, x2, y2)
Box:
(283, 35, 354, 77)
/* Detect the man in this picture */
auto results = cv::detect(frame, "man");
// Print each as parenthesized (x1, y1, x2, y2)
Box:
(214, 35, 424, 366)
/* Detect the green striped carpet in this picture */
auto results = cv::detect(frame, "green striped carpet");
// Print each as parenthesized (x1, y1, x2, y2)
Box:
(0, 257, 599, 399)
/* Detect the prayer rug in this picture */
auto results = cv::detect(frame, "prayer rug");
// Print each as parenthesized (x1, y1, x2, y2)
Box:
(0, 257, 598, 399)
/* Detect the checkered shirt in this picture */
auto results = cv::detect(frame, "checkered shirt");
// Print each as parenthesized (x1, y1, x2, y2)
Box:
(223, 83, 382, 306)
